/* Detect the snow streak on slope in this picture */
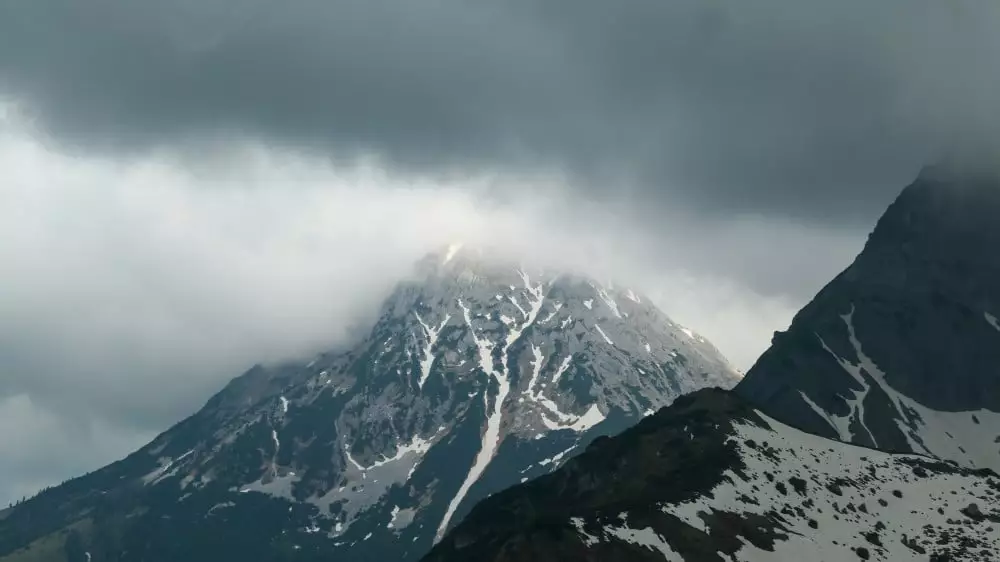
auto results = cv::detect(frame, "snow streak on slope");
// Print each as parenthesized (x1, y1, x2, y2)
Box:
(523, 345, 605, 434)
(595, 286, 622, 319)
(594, 325, 614, 346)
(813, 305, 1000, 471)
(986, 311, 1000, 332)
(550, 355, 572, 385)
(576, 411, 1000, 561)
(812, 331, 877, 446)
(142, 449, 195, 485)
(415, 311, 451, 389)
(436, 273, 546, 542)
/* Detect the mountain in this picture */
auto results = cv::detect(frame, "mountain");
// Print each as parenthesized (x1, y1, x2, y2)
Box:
(424, 169, 1000, 562)
(0, 246, 739, 562)
(738, 165, 1000, 470)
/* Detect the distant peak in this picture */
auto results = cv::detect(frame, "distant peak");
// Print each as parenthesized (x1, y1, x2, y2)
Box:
(915, 160, 1000, 187)
(442, 243, 464, 265)
(864, 165, 1000, 255)
(428, 242, 486, 267)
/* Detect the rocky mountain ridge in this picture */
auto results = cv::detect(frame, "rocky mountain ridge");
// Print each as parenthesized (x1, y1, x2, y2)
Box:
(739, 166, 1000, 470)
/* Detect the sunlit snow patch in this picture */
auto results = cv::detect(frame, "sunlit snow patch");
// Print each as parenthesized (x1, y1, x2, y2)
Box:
(986, 311, 1000, 332)
(443, 243, 463, 264)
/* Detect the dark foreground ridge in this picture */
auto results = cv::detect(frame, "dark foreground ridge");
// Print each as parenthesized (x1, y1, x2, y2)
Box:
(424, 388, 1000, 562)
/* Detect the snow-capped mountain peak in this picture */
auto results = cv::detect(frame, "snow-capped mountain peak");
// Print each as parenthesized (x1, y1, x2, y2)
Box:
(0, 250, 739, 562)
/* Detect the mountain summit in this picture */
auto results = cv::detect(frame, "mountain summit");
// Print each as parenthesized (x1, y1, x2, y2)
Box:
(425, 170, 1000, 562)
(739, 167, 1000, 469)
(0, 246, 738, 562)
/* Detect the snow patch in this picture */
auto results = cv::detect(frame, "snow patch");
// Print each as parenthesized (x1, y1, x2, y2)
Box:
(306, 430, 440, 536)
(594, 324, 614, 346)
(525, 344, 546, 398)
(538, 444, 577, 467)
(540, 302, 563, 324)
(345, 432, 437, 477)
(415, 311, 451, 389)
(443, 243, 463, 264)
(560, 315, 573, 330)
(551, 355, 572, 385)
(986, 311, 1000, 332)
(570, 518, 601, 547)
(143, 449, 195, 485)
(603, 516, 683, 561)
(541, 403, 606, 433)
(595, 287, 622, 318)
(521, 349, 601, 434)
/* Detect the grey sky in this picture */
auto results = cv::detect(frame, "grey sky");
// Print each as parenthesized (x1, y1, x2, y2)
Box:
(5, 0, 1000, 222)
(2, 0, 999, 506)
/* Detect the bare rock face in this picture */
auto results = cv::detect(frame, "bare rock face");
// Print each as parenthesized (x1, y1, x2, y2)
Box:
(0, 246, 738, 562)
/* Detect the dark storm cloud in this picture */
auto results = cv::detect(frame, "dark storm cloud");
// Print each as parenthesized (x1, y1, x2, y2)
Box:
(4, 0, 999, 224)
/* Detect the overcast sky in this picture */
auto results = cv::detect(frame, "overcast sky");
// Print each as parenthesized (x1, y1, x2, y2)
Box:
(2, 0, 999, 506)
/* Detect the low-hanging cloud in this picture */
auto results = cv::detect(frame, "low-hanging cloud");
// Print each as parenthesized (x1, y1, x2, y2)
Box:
(0, 117, 849, 505)
(2, 0, 1000, 225)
